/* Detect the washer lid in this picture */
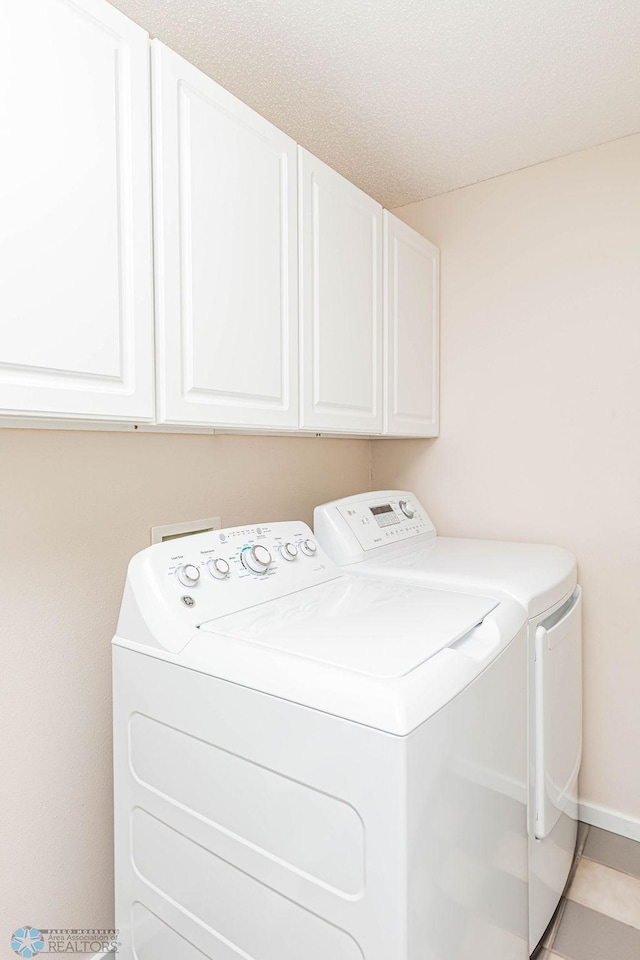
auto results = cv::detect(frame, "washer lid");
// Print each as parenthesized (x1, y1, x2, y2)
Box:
(199, 577, 498, 679)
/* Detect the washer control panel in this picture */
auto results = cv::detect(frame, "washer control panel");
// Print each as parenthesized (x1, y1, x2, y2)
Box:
(124, 521, 339, 637)
(166, 526, 321, 587)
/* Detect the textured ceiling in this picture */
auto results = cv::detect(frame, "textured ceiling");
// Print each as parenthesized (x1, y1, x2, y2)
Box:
(109, 0, 640, 206)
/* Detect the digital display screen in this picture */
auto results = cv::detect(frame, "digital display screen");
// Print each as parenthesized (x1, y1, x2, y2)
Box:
(370, 504, 394, 516)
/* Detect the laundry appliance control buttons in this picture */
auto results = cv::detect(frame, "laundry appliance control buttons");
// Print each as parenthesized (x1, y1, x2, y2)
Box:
(176, 563, 200, 586)
(242, 544, 273, 574)
(280, 542, 298, 561)
(208, 557, 231, 579)
(300, 539, 317, 557)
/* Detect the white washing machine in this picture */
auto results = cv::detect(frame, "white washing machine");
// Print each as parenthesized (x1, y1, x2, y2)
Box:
(314, 491, 583, 952)
(113, 520, 530, 960)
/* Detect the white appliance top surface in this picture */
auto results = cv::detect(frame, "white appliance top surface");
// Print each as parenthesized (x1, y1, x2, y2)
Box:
(200, 577, 498, 679)
(115, 519, 526, 734)
(361, 538, 577, 619)
(314, 491, 577, 618)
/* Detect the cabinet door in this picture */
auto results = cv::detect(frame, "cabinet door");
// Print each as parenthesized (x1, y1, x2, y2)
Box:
(384, 213, 439, 437)
(153, 42, 298, 429)
(299, 149, 383, 435)
(0, 0, 154, 421)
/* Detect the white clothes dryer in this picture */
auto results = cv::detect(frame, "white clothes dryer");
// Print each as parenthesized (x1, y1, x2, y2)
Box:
(314, 491, 583, 953)
(113, 520, 529, 960)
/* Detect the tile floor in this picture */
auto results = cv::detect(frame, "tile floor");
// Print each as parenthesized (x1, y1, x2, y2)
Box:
(536, 823, 640, 960)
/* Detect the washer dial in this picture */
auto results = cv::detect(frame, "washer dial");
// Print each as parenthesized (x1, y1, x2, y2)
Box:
(242, 544, 273, 574)
(399, 500, 416, 519)
(280, 542, 298, 561)
(299, 539, 317, 557)
(176, 563, 200, 587)
(208, 557, 230, 579)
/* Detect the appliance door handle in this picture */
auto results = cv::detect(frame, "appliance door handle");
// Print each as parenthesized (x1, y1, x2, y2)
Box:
(534, 585, 582, 841)
(538, 586, 581, 649)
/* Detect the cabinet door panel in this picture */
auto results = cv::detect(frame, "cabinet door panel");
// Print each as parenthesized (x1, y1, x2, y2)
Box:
(384, 213, 439, 437)
(299, 149, 383, 434)
(153, 42, 298, 428)
(0, 0, 154, 420)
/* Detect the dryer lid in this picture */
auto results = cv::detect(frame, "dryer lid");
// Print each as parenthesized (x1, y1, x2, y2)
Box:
(314, 491, 576, 618)
(358, 538, 577, 619)
(199, 577, 498, 679)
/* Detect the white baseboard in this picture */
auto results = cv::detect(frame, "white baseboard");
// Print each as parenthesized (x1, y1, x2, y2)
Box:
(579, 800, 640, 842)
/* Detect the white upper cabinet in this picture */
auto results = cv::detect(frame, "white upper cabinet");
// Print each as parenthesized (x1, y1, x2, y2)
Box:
(0, 5, 438, 436)
(299, 149, 383, 435)
(383, 212, 440, 437)
(0, 0, 154, 421)
(153, 42, 299, 429)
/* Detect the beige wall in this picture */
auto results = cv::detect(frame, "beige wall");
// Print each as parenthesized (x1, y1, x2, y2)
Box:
(373, 133, 640, 824)
(0, 429, 370, 935)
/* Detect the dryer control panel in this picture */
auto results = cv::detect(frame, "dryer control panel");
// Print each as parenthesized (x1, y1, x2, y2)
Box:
(314, 491, 437, 565)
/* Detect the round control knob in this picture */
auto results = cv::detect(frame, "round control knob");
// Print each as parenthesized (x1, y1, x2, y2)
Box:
(280, 542, 298, 562)
(208, 557, 230, 580)
(241, 543, 273, 574)
(399, 500, 416, 519)
(299, 539, 317, 557)
(176, 563, 200, 587)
